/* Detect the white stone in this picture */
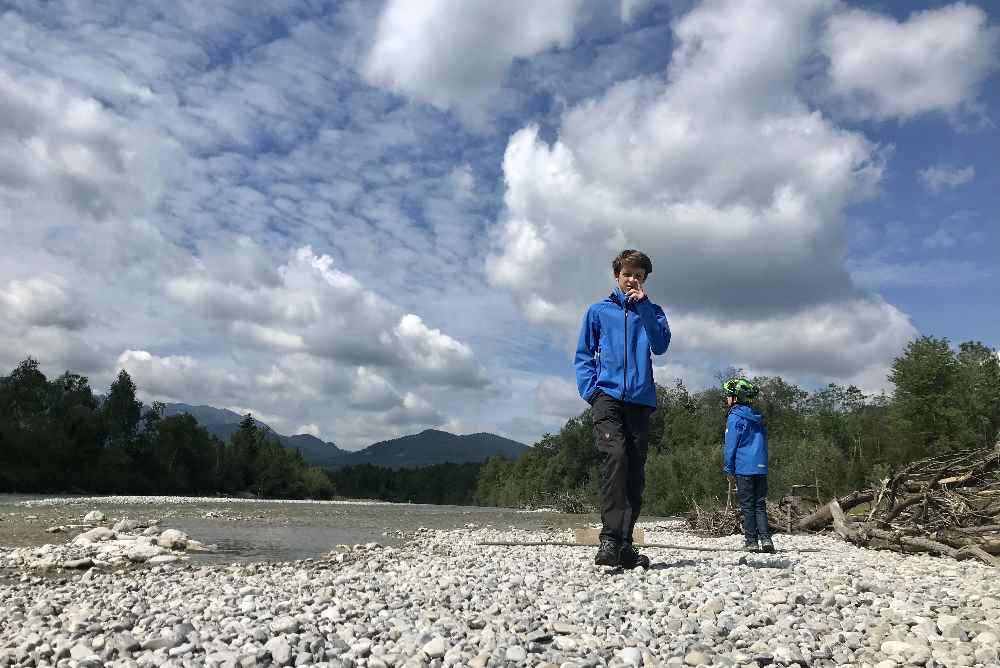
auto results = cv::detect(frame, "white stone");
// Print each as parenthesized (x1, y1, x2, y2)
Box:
(937, 614, 961, 632)
(973, 631, 999, 645)
(83, 510, 105, 523)
(269, 615, 299, 634)
(148, 554, 180, 565)
(127, 544, 165, 562)
(157, 529, 189, 549)
(618, 647, 642, 666)
(265, 636, 292, 665)
(505, 646, 527, 662)
(882, 640, 916, 656)
(761, 590, 788, 605)
(73, 527, 115, 544)
(113, 518, 139, 532)
(422, 637, 446, 658)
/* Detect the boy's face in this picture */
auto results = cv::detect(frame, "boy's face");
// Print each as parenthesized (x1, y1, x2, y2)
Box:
(615, 264, 646, 294)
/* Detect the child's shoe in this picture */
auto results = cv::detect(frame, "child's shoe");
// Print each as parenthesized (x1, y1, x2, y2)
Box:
(743, 539, 759, 552)
(759, 537, 775, 553)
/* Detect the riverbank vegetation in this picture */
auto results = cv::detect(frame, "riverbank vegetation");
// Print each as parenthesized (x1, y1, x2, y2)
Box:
(0, 361, 333, 499)
(1, 336, 997, 514)
(474, 337, 1000, 515)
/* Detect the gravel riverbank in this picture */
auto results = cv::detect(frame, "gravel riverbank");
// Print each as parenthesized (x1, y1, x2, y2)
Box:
(2, 519, 998, 668)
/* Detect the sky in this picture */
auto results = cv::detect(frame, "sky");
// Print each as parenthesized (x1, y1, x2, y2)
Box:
(1, 0, 997, 450)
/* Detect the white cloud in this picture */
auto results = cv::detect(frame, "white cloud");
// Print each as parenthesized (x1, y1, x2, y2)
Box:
(821, 3, 999, 120)
(0, 70, 177, 219)
(116, 350, 245, 405)
(652, 361, 712, 390)
(487, 0, 916, 386)
(365, 0, 581, 123)
(672, 299, 914, 378)
(919, 164, 976, 193)
(166, 243, 490, 390)
(535, 377, 588, 419)
(394, 314, 488, 388)
(348, 367, 405, 412)
(295, 423, 322, 438)
(0, 275, 88, 330)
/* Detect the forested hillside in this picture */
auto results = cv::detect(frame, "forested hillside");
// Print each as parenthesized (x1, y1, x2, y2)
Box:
(474, 337, 1000, 515)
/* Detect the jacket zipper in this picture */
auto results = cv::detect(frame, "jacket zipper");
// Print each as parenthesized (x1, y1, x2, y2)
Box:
(622, 302, 628, 401)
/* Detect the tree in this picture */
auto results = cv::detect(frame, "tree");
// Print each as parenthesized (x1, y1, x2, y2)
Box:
(0, 358, 49, 429)
(104, 370, 142, 449)
(151, 414, 220, 493)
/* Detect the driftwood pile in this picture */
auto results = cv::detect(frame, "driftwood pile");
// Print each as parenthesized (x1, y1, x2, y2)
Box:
(687, 441, 1000, 566)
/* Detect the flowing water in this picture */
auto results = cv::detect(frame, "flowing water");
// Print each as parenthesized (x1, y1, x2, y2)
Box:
(1, 495, 648, 562)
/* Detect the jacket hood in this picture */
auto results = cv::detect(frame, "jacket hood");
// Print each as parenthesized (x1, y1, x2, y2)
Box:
(606, 288, 627, 307)
(730, 403, 762, 424)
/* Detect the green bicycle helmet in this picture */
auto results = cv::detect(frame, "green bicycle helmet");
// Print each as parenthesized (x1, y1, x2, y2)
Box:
(722, 377, 758, 402)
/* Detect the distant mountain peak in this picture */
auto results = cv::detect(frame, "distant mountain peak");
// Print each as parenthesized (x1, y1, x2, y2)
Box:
(160, 403, 529, 471)
(160, 402, 345, 468)
(328, 429, 529, 470)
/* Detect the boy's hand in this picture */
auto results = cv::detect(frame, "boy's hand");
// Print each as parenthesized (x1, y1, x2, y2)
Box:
(626, 285, 646, 303)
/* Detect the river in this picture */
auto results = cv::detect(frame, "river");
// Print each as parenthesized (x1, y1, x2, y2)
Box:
(0, 494, 658, 562)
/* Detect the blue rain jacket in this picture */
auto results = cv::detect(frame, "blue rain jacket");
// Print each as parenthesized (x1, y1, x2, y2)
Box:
(575, 287, 670, 408)
(723, 403, 768, 475)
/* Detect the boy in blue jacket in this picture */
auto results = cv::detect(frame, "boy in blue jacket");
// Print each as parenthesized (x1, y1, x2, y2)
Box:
(722, 377, 774, 553)
(575, 249, 671, 568)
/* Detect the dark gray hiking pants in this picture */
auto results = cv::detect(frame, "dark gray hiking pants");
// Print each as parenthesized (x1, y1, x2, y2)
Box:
(591, 392, 652, 544)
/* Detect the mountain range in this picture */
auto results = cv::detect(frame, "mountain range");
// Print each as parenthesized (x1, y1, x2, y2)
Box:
(161, 403, 529, 470)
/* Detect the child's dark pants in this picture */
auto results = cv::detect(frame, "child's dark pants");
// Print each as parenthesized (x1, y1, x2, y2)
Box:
(735, 474, 770, 544)
(591, 393, 652, 545)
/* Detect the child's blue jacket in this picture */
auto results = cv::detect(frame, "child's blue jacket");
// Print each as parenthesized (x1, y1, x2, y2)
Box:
(723, 404, 768, 475)
(574, 287, 670, 408)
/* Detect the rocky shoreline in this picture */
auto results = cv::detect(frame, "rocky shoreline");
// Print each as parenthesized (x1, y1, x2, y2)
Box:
(16, 496, 397, 509)
(2, 517, 999, 668)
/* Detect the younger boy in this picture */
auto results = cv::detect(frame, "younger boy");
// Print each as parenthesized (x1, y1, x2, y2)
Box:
(575, 249, 671, 568)
(721, 377, 774, 553)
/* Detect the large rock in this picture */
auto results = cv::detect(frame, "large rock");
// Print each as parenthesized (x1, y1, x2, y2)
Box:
(269, 616, 300, 635)
(141, 634, 182, 651)
(265, 637, 292, 666)
(73, 527, 115, 544)
(421, 638, 446, 659)
(113, 518, 140, 532)
(83, 510, 105, 523)
(761, 590, 788, 605)
(148, 554, 180, 565)
(618, 647, 642, 666)
(156, 529, 189, 550)
(127, 544, 165, 562)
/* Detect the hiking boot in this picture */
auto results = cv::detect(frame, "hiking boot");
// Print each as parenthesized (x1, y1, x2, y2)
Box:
(759, 537, 775, 554)
(743, 539, 760, 553)
(594, 538, 620, 566)
(619, 543, 650, 570)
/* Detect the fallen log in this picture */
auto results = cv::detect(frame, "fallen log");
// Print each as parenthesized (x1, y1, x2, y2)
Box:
(795, 490, 874, 531)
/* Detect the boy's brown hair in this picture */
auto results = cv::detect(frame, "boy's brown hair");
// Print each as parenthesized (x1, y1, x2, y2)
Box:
(612, 249, 652, 277)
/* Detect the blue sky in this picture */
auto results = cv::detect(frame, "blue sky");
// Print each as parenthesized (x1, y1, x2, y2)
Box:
(0, 0, 997, 448)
